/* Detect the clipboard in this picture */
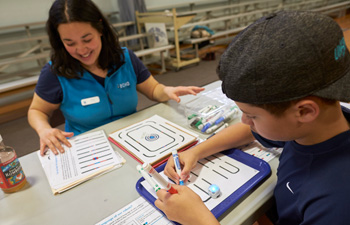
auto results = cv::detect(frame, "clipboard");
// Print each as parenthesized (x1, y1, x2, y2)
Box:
(108, 115, 199, 167)
(135, 148, 271, 221)
(109, 138, 198, 168)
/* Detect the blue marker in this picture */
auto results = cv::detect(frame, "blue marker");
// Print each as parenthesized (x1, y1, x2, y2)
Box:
(201, 110, 224, 133)
(215, 108, 238, 125)
(172, 150, 184, 185)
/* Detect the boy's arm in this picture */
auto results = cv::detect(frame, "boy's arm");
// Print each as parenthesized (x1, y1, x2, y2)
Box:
(158, 123, 255, 223)
(193, 122, 254, 159)
(165, 122, 255, 183)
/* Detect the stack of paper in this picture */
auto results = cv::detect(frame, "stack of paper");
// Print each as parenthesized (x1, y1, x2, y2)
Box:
(38, 130, 125, 194)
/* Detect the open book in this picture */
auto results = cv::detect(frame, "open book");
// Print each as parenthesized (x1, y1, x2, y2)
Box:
(37, 130, 125, 195)
(109, 115, 199, 167)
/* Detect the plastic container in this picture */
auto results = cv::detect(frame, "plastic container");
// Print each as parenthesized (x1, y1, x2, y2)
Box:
(184, 87, 239, 134)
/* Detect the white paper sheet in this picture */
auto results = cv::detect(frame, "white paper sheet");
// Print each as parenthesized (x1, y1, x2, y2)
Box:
(38, 130, 125, 193)
(241, 141, 282, 162)
(95, 196, 173, 225)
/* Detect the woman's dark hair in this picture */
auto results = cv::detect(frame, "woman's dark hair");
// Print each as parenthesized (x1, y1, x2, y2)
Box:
(46, 0, 124, 78)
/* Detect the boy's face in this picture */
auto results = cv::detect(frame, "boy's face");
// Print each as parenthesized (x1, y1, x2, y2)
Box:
(236, 101, 300, 142)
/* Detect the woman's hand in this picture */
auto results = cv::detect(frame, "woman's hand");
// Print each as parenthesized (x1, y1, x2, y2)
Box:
(38, 128, 74, 156)
(163, 86, 205, 102)
(137, 76, 205, 102)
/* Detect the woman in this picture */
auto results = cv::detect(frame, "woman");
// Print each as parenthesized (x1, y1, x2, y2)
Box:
(28, 0, 204, 156)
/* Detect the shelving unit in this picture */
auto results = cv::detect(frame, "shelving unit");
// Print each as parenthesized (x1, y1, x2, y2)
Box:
(136, 8, 200, 71)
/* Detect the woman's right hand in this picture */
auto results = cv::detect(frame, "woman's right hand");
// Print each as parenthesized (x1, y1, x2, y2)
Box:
(164, 149, 199, 184)
(38, 128, 74, 156)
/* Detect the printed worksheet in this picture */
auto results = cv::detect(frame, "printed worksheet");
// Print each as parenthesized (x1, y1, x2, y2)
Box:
(95, 197, 173, 225)
(241, 141, 282, 162)
(38, 130, 125, 194)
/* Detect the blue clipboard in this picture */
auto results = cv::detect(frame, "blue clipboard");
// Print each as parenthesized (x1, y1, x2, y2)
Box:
(135, 148, 271, 222)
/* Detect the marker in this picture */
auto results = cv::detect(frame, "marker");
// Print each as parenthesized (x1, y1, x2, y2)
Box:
(199, 105, 214, 114)
(136, 165, 161, 192)
(194, 118, 203, 129)
(201, 110, 224, 132)
(187, 113, 198, 120)
(142, 163, 178, 194)
(198, 111, 220, 130)
(198, 105, 211, 113)
(206, 123, 229, 139)
(215, 108, 239, 125)
(206, 121, 228, 134)
(171, 150, 184, 185)
(190, 117, 201, 128)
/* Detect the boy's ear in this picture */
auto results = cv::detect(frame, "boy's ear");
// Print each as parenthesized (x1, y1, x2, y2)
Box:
(294, 99, 320, 123)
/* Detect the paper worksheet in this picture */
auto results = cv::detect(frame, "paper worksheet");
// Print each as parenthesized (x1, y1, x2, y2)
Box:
(95, 196, 173, 225)
(37, 130, 125, 194)
(241, 141, 282, 162)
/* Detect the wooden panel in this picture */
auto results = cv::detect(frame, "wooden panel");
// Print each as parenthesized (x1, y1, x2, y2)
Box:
(334, 14, 350, 50)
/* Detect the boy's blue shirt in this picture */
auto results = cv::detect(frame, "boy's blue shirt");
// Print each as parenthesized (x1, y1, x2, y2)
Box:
(252, 106, 350, 225)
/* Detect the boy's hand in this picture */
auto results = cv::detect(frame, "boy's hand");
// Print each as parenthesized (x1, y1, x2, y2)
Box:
(155, 185, 219, 225)
(164, 150, 198, 184)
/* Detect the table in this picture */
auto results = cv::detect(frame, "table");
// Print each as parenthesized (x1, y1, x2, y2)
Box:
(0, 81, 278, 225)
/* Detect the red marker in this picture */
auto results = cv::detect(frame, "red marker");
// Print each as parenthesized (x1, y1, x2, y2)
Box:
(142, 163, 178, 194)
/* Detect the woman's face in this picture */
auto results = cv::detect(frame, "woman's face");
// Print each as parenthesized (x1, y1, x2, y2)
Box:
(58, 22, 102, 70)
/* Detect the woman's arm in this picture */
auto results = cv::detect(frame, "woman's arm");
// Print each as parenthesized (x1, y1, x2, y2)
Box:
(136, 75, 204, 103)
(28, 93, 73, 155)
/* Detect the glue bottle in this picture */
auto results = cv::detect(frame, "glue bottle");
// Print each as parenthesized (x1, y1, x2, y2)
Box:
(0, 134, 27, 193)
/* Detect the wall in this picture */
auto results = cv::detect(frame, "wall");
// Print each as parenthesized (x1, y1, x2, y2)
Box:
(0, 0, 227, 28)
(0, 0, 119, 28)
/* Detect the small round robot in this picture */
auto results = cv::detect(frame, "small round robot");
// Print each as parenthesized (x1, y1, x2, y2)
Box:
(208, 184, 221, 199)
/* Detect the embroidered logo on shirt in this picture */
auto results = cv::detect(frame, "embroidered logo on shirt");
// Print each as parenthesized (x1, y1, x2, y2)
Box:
(286, 182, 294, 194)
(118, 81, 130, 89)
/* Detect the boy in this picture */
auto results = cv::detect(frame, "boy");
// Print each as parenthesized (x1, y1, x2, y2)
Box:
(155, 10, 350, 225)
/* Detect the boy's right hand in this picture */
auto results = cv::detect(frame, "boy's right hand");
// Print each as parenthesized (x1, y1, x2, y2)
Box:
(164, 149, 199, 184)
(155, 185, 219, 225)
(38, 128, 74, 156)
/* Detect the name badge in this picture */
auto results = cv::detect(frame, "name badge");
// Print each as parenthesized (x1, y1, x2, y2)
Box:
(81, 96, 100, 106)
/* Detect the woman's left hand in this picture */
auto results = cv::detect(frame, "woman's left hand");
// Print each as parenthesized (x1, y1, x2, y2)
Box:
(163, 86, 204, 102)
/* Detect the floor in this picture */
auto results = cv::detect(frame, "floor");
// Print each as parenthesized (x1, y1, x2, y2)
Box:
(0, 53, 222, 158)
